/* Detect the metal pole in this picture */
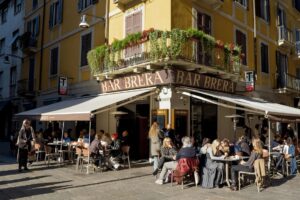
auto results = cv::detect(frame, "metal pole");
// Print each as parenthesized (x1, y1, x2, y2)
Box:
(60, 121, 65, 164)
(268, 119, 271, 172)
(87, 120, 92, 174)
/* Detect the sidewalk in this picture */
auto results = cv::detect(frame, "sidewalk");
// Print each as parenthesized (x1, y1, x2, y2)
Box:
(0, 155, 300, 200)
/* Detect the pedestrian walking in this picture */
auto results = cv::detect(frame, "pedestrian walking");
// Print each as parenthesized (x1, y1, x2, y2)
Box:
(16, 119, 35, 172)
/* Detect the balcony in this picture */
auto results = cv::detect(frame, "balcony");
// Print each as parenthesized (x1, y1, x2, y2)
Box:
(276, 73, 300, 93)
(17, 79, 36, 97)
(277, 26, 294, 49)
(113, 0, 145, 11)
(88, 28, 244, 82)
(19, 32, 37, 54)
(192, 0, 224, 10)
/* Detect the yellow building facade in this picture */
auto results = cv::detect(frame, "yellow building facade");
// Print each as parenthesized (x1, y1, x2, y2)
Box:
(20, 0, 105, 106)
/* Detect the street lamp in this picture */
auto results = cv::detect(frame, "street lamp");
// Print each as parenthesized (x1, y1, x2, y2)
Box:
(79, 14, 105, 28)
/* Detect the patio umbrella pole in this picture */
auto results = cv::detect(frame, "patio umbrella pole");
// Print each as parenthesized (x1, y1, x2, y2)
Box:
(268, 119, 271, 172)
(87, 120, 91, 174)
(60, 121, 65, 164)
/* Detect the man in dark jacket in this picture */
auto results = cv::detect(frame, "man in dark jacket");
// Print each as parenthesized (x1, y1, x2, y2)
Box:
(155, 136, 196, 185)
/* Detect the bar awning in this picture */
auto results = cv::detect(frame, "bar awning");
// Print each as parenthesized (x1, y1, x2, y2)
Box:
(15, 88, 156, 121)
(181, 88, 300, 119)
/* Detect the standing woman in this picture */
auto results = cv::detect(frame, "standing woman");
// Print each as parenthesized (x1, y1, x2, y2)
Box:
(17, 119, 35, 172)
(148, 121, 162, 172)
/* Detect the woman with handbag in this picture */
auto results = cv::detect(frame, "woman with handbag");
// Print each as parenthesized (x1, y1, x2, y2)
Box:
(17, 119, 35, 172)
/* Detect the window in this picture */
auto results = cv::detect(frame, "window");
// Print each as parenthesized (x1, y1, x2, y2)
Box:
(261, 43, 269, 73)
(32, 0, 38, 10)
(234, 0, 247, 8)
(14, 0, 22, 15)
(10, 67, 17, 97)
(81, 33, 92, 66)
(0, 38, 5, 54)
(27, 16, 40, 37)
(77, 0, 98, 12)
(235, 29, 247, 65)
(49, 0, 63, 29)
(12, 30, 19, 52)
(197, 12, 211, 65)
(296, 29, 300, 54)
(0, 5, 8, 24)
(125, 11, 142, 58)
(255, 0, 270, 22)
(29, 58, 35, 91)
(293, 0, 300, 12)
(296, 68, 300, 79)
(276, 51, 287, 88)
(50, 47, 59, 75)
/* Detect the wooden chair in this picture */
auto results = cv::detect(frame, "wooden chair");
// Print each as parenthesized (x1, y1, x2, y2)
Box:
(34, 143, 45, 162)
(238, 158, 266, 192)
(121, 145, 131, 168)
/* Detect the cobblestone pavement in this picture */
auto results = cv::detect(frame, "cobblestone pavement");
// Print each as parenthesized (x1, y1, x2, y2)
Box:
(0, 155, 300, 200)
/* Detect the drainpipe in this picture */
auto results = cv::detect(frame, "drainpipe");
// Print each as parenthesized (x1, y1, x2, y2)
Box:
(253, 0, 258, 80)
(105, 0, 109, 44)
(38, 0, 46, 91)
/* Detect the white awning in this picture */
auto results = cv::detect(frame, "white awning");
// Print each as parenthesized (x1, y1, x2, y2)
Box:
(181, 88, 300, 119)
(16, 88, 156, 121)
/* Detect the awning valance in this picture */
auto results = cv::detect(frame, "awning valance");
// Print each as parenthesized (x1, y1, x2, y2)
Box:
(181, 88, 300, 119)
(15, 88, 156, 121)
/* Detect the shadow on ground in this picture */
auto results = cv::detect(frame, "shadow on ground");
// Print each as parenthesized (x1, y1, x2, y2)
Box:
(0, 181, 72, 199)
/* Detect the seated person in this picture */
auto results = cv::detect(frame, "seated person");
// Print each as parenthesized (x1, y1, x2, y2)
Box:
(63, 132, 71, 143)
(120, 130, 129, 147)
(152, 137, 177, 176)
(219, 138, 232, 157)
(235, 135, 251, 156)
(89, 133, 102, 166)
(155, 136, 196, 185)
(285, 137, 297, 175)
(201, 139, 225, 188)
(230, 138, 263, 191)
(110, 133, 121, 158)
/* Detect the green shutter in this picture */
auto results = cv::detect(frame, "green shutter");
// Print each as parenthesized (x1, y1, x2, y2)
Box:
(49, 4, 54, 28)
(77, 0, 82, 12)
(35, 15, 40, 36)
(58, 0, 63, 24)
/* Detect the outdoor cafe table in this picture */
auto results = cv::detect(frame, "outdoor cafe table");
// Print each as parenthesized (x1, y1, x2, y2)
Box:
(218, 156, 249, 187)
(47, 142, 68, 163)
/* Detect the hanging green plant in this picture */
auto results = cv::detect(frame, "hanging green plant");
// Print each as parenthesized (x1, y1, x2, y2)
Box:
(169, 29, 187, 59)
(161, 31, 168, 58)
(87, 45, 108, 74)
(149, 30, 162, 60)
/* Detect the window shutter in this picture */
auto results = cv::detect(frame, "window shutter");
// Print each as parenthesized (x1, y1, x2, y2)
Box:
(125, 14, 133, 57)
(266, 0, 270, 22)
(58, 0, 63, 24)
(77, 0, 82, 12)
(35, 15, 40, 36)
(132, 11, 142, 55)
(92, 0, 99, 4)
(49, 4, 54, 28)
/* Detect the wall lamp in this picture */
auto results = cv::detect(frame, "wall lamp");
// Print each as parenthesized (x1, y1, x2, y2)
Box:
(79, 14, 105, 28)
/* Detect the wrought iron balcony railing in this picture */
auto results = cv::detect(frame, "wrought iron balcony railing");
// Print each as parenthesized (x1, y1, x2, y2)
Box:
(17, 79, 36, 97)
(19, 32, 37, 54)
(276, 72, 300, 93)
(88, 29, 243, 81)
